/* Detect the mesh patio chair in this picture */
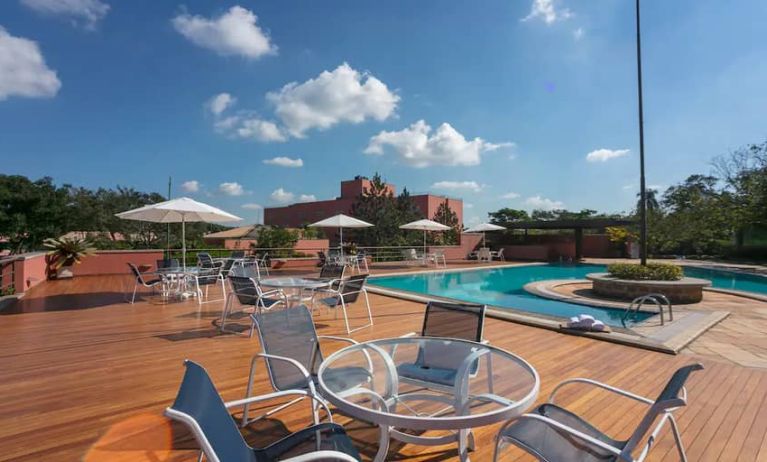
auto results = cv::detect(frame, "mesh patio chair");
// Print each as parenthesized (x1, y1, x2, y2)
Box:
(396, 301, 488, 392)
(165, 360, 361, 462)
(315, 274, 373, 334)
(230, 250, 246, 259)
(126, 262, 167, 304)
(494, 363, 704, 462)
(242, 305, 372, 427)
(317, 251, 327, 268)
(220, 275, 288, 336)
(198, 252, 224, 269)
(189, 265, 227, 307)
(156, 258, 180, 269)
(219, 258, 239, 278)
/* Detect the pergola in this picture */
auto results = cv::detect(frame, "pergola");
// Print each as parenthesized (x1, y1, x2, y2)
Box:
(503, 218, 635, 260)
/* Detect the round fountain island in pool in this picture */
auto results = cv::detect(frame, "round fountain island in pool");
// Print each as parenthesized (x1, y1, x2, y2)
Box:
(586, 272, 711, 304)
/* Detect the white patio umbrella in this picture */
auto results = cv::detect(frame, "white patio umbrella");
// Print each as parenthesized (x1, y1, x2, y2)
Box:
(399, 219, 451, 252)
(116, 197, 242, 269)
(464, 222, 506, 247)
(308, 214, 374, 254)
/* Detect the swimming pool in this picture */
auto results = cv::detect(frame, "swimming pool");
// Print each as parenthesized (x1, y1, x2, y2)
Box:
(369, 263, 767, 326)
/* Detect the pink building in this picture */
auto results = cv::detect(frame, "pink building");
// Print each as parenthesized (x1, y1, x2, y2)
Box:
(264, 178, 463, 228)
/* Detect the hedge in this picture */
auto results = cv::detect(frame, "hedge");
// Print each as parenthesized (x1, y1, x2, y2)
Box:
(606, 263, 684, 281)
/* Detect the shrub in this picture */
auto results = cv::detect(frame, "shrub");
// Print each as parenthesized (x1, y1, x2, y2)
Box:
(606, 263, 684, 281)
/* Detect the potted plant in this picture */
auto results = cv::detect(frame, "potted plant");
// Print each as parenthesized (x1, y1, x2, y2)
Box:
(44, 236, 96, 279)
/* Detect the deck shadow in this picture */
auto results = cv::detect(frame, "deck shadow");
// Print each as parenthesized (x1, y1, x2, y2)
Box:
(1, 292, 128, 315)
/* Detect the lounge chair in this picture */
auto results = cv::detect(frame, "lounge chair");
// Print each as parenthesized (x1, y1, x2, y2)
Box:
(490, 248, 505, 261)
(401, 248, 422, 266)
(242, 305, 372, 427)
(126, 262, 168, 304)
(428, 249, 447, 267)
(493, 363, 704, 462)
(315, 274, 373, 334)
(165, 360, 361, 462)
(220, 275, 288, 336)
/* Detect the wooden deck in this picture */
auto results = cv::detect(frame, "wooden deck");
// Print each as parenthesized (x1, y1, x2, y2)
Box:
(1, 269, 766, 461)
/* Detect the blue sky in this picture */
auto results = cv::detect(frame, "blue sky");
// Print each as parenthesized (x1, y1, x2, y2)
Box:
(1, 0, 766, 225)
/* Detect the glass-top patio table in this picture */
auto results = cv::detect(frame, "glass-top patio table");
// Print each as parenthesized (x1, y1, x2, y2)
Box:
(318, 337, 540, 462)
(259, 277, 330, 308)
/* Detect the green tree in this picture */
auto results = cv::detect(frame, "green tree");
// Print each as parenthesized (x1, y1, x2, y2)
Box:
(0, 175, 69, 253)
(351, 173, 411, 246)
(432, 199, 460, 245)
(488, 208, 529, 225)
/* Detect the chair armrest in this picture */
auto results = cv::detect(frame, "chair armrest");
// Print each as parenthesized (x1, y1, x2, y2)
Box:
(260, 288, 286, 298)
(225, 390, 333, 423)
(498, 413, 623, 457)
(317, 335, 359, 345)
(549, 378, 654, 406)
(280, 450, 359, 462)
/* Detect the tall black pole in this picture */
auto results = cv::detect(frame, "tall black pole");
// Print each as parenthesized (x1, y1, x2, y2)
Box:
(635, 0, 648, 265)
(167, 176, 172, 258)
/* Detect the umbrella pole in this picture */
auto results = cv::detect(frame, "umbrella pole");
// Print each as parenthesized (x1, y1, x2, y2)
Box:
(340, 227, 344, 257)
(182, 214, 186, 270)
(423, 230, 427, 255)
(483, 232, 486, 247)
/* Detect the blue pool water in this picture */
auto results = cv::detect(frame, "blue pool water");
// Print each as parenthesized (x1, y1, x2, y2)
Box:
(369, 263, 767, 326)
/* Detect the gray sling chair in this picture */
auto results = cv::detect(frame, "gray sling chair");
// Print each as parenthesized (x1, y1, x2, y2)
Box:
(315, 274, 373, 334)
(493, 363, 705, 462)
(300, 264, 347, 309)
(127, 262, 168, 303)
(242, 305, 372, 428)
(165, 360, 361, 462)
(190, 253, 227, 307)
(220, 275, 288, 336)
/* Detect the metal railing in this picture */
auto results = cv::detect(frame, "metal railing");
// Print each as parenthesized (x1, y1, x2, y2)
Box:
(164, 244, 463, 266)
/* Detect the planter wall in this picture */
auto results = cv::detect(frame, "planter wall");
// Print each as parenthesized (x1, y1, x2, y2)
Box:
(586, 272, 711, 304)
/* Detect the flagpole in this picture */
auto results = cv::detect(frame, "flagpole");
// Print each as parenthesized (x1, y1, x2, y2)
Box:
(636, 0, 648, 265)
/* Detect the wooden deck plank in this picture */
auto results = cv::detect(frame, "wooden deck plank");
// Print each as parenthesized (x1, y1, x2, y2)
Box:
(0, 272, 766, 461)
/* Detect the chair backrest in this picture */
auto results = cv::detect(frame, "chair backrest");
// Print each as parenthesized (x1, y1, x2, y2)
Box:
(251, 305, 322, 391)
(497, 248, 504, 257)
(230, 250, 245, 259)
(421, 301, 485, 341)
(416, 301, 486, 372)
(337, 274, 368, 304)
(127, 263, 148, 285)
(220, 258, 237, 273)
(228, 276, 260, 305)
(319, 263, 345, 280)
(156, 259, 179, 270)
(623, 363, 704, 455)
(317, 251, 327, 265)
(198, 253, 215, 268)
(230, 263, 261, 280)
(165, 360, 256, 462)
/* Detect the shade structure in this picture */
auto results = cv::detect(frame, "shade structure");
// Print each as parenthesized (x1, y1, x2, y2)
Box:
(399, 219, 452, 251)
(308, 214, 374, 253)
(464, 222, 506, 247)
(116, 197, 242, 269)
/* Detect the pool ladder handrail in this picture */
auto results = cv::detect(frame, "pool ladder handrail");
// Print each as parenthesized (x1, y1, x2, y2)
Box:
(622, 293, 673, 327)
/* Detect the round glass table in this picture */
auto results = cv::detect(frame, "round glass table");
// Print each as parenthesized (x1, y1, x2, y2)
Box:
(259, 277, 331, 308)
(318, 337, 539, 461)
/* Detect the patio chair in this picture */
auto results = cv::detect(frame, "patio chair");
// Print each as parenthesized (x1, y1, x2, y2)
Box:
(490, 248, 505, 261)
(220, 275, 288, 336)
(165, 360, 361, 462)
(190, 266, 227, 307)
(353, 251, 369, 273)
(428, 249, 447, 267)
(493, 363, 704, 462)
(198, 252, 224, 269)
(230, 250, 246, 259)
(315, 274, 373, 334)
(397, 301, 488, 392)
(317, 250, 328, 267)
(242, 305, 372, 427)
(219, 258, 239, 278)
(477, 248, 492, 263)
(156, 258, 180, 269)
(401, 248, 422, 266)
(126, 262, 167, 304)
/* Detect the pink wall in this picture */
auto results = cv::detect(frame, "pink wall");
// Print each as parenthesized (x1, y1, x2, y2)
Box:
(72, 250, 164, 276)
(412, 195, 463, 227)
(8, 252, 48, 293)
(292, 239, 329, 257)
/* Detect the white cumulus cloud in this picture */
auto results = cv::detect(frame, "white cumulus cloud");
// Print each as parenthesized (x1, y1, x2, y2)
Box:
(525, 195, 564, 211)
(263, 156, 303, 168)
(365, 120, 512, 168)
(298, 194, 317, 202)
(241, 203, 262, 210)
(431, 181, 484, 192)
(502, 192, 521, 199)
(0, 27, 61, 101)
(21, 0, 109, 29)
(267, 63, 399, 138)
(522, 0, 572, 24)
(172, 5, 277, 59)
(207, 92, 236, 115)
(586, 148, 630, 163)
(270, 187, 294, 203)
(235, 117, 286, 142)
(180, 180, 199, 193)
(219, 182, 245, 196)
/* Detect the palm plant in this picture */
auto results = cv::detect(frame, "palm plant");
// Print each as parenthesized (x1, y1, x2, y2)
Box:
(43, 236, 96, 270)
